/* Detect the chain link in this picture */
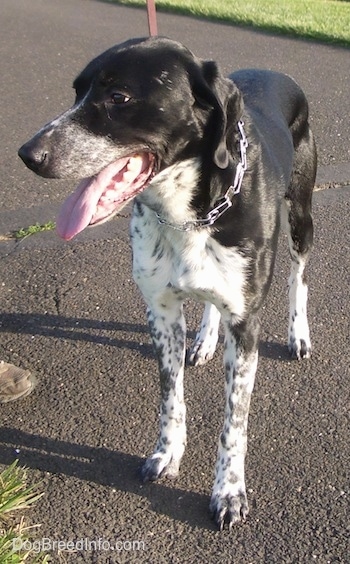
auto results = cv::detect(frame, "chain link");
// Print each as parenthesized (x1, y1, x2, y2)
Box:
(156, 120, 248, 231)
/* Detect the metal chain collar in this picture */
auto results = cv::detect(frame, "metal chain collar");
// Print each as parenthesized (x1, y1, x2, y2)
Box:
(156, 120, 248, 231)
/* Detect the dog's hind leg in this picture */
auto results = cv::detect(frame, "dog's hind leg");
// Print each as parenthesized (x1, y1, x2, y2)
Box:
(141, 292, 187, 482)
(186, 302, 221, 366)
(282, 128, 316, 360)
(286, 242, 312, 360)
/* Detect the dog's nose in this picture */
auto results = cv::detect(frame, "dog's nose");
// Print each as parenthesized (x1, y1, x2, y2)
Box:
(18, 140, 49, 174)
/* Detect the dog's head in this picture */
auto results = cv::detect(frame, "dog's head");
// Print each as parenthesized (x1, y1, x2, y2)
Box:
(18, 37, 243, 240)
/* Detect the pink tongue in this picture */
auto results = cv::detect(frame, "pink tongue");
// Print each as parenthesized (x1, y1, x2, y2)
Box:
(56, 176, 105, 241)
(56, 156, 141, 241)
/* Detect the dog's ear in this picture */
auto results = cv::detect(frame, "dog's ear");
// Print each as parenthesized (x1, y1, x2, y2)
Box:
(191, 60, 243, 169)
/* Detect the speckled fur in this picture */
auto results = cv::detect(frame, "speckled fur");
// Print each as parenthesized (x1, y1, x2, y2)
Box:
(131, 190, 251, 495)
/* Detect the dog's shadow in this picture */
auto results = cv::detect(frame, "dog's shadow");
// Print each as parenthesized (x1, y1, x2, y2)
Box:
(0, 311, 155, 357)
(0, 427, 216, 531)
(0, 311, 288, 361)
(0, 312, 289, 530)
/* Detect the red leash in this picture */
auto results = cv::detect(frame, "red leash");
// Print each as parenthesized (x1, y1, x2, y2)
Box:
(146, 0, 158, 36)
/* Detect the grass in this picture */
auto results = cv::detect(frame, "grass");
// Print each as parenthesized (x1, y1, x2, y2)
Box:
(112, 0, 350, 46)
(13, 222, 56, 241)
(0, 221, 55, 242)
(0, 461, 49, 563)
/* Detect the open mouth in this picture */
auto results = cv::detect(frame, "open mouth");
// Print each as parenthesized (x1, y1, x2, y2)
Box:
(56, 152, 155, 241)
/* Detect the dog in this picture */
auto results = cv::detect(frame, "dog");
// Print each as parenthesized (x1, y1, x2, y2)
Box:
(18, 36, 316, 530)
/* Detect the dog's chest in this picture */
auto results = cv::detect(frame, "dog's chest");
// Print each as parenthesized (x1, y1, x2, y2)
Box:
(131, 207, 249, 317)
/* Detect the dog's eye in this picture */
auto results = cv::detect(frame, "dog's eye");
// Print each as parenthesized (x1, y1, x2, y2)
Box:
(111, 92, 131, 105)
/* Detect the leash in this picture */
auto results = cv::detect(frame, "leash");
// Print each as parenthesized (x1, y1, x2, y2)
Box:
(146, 0, 158, 36)
(156, 120, 249, 231)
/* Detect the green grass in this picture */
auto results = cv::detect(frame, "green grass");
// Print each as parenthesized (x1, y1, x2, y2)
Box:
(113, 0, 350, 46)
(13, 222, 56, 241)
(0, 461, 49, 563)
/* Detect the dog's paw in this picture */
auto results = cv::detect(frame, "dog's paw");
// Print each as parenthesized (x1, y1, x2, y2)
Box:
(288, 310, 311, 360)
(187, 303, 220, 366)
(186, 337, 217, 366)
(288, 336, 311, 360)
(209, 489, 249, 531)
(140, 453, 180, 483)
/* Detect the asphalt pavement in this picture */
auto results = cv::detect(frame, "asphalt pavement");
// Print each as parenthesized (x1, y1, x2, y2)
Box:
(1, 1, 349, 562)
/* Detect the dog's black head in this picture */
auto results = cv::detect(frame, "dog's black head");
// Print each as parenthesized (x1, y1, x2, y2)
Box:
(18, 37, 243, 240)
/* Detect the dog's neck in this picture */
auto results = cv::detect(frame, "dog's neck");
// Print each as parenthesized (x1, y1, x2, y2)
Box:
(137, 157, 201, 227)
(139, 121, 248, 232)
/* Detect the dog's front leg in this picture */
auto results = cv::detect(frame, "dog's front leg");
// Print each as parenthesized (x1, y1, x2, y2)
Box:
(210, 316, 259, 530)
(141, 293, 187, 482)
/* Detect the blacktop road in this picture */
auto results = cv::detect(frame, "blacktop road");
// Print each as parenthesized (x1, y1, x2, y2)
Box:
(1, 0, 349, 562)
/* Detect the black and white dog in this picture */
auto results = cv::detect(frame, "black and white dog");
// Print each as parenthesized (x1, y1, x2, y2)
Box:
(18, 37, 316, 530)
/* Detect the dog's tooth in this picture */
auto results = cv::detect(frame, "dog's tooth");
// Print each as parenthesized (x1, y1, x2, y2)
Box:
(127, 154, 143, 171)
(103, 189, 116, 200)
(123, 171, 135, 183)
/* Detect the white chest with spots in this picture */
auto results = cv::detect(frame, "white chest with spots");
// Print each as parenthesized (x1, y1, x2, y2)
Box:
(131, 204, 249, 319)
